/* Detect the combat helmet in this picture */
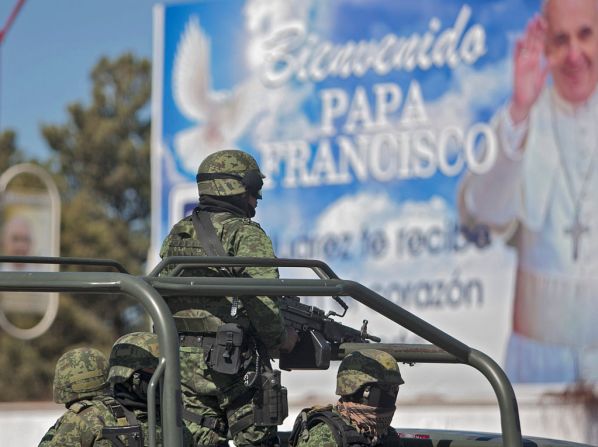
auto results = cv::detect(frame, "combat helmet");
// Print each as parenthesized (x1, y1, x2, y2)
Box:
(53, 347, 109, 405)
(196, 149, 265, 198)
(336, 349, 404, 397)
(108, 332, 160, 385)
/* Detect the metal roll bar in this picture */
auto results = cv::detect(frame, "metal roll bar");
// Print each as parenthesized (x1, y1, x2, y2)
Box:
(0, 271, 183, 447)
(0, 256, 523, 447)
(148, 256, 523, 447)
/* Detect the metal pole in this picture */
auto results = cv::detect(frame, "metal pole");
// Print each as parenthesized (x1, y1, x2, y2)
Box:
(0, 272, 183, 447)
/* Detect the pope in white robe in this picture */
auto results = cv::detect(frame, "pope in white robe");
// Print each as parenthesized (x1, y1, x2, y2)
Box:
(459, 0, 598, 383)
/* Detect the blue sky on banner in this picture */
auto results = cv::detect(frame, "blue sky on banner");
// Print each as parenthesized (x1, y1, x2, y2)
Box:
(158, 0, 539, 247)
(154, 2, 540, 385)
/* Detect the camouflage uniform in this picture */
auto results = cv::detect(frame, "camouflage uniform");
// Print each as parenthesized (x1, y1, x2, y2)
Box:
(289, 350, 403, 447)
(39, 396, 147, 447)
(39, 347, 110, 446)
(159, 150, 286, 447)
(290, 406, 400, 447)
(40, 333, 173, 447)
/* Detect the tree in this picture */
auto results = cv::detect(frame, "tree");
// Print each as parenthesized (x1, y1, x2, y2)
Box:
(43, 52, 151, 275)
(0, 53, 152, 401)
(0, 129, 23, 172)
(42, 52, 152, 333)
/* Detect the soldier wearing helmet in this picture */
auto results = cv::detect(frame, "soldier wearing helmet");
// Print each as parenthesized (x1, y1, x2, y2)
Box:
(38, 347, 110, 446)
(39, 333, 188, 447)
(159, 149, 298, 447)
(288, 349, 404, 447)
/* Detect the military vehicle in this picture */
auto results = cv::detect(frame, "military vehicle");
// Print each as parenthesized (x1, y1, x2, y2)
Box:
(0, 255, 591, 447)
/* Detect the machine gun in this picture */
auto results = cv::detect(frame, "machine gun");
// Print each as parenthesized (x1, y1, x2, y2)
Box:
(279, 295, 380, 370)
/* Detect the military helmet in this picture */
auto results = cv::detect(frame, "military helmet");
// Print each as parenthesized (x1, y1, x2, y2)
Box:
(196, 149, 265, 198)
(108, 332, 160, 385)
(336, 349, 404, 396)
(53, 347, 109, 404)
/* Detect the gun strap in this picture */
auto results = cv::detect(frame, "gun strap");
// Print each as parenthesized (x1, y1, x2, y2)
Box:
(192, 208, 244, 316)
(182, 408, 228, 436)
(100, 397, 144, 447)
(191, 208, 228, 257)
(102, 425, 143, 447)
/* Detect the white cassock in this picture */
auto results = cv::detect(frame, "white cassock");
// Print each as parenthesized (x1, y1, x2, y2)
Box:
(459, 86, 598, 383)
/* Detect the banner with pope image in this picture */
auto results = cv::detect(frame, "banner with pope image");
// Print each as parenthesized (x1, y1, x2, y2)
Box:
(152, 0, 592, 398)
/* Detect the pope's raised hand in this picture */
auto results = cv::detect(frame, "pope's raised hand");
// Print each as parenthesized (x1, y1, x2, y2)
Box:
(510, 15, 550, 124)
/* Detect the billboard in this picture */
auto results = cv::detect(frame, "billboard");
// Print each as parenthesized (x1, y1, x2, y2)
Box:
(152, 0, 597, 396)
(0, 164, 61, 340)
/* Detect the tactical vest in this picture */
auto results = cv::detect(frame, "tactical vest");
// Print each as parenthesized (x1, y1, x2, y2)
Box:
(160, 211, 249, 275)
(68, 396, 148, 447)
(159, 211, 255, 333)
(288, 406, 400, 447)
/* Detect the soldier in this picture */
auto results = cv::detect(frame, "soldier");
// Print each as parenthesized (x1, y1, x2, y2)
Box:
(39, 347, 111, 446)
(159, 149, 298, 447)
(288, 349, 404, 447)
(40, 332, 168, 447)
(105, 331, 164, 446)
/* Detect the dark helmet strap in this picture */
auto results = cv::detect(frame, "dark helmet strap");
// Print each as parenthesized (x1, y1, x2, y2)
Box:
(196, 170, 264, 198)
(196, 172, 238, 182)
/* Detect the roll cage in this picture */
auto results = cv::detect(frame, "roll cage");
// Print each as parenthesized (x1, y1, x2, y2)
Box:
(0, 255, 523, 447)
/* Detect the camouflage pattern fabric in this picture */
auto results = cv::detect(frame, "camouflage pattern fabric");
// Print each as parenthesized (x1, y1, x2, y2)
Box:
(37, 396, 161, 447)
(159, 212, 285, 347)
(53, 347, 110, 405)
(108, 332, 160, 385)
(178, 344, 276, 446)
(196, 149, 263, 197)
(336, 350, 404, 397)
(160, 211, 285, 445)
(294, 416, 341, 447)
(291, 407, 398, 447)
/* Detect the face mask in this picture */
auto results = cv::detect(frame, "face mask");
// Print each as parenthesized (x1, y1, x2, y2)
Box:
(131, 370, 157, 401)
(336, 400, 396, 441)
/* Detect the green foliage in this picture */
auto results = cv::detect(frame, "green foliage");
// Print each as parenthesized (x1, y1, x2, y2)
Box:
(0, 295, 114, 401)
(41, 52, 152, 332)
(0, 129, 24, 172)
(43, 52, 151, 268)
(0, 53, 152, 402)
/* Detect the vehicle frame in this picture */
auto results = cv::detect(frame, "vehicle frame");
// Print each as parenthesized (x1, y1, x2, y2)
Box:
(0, 255, 586, 447)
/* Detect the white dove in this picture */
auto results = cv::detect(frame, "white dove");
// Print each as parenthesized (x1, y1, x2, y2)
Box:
(172, 16, 266, 174)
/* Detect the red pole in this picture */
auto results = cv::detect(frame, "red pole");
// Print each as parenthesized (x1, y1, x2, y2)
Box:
(0, 0, 27, 45)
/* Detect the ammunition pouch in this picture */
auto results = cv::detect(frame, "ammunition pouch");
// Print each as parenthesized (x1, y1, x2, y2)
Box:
(207, 323, 247, 375)
(252, 369, 288, 427)
(228, 369, 288, 436)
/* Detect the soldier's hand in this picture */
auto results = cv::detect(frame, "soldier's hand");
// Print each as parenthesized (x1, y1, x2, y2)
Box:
(279, 327, 299, 353)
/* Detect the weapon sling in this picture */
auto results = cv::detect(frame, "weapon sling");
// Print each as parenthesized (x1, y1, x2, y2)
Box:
(190, 208, 288, 429)
(191, 208, 228, 257)
(101, 397, 144, 447)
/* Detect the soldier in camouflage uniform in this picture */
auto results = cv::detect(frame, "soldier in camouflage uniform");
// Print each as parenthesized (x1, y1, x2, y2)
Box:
(106, 331, 164, 447)
(288, 349, 404, 447)
(39, 347, 111, 446)
(159, 149, 297, 447)
(39, 332, 172, 447)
